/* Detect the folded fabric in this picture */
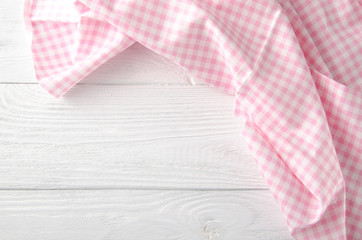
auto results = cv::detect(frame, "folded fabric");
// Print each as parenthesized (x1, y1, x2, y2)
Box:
(24, 0, 362, 239)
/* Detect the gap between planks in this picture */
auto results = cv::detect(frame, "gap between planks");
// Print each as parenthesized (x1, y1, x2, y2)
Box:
(0, 188, 267, 191)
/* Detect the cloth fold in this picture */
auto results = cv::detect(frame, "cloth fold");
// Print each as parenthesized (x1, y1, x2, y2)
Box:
(24, 0, 361, 239)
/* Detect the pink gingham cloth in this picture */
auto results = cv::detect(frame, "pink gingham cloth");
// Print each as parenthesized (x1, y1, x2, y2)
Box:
(24, 0, 361, 239)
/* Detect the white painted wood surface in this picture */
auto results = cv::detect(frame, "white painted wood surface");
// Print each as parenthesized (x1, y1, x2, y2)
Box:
(0, 190, 291, 240)
(0, 0, 292, 239)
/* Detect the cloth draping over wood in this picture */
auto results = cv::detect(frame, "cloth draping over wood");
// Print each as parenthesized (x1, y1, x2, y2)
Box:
(24, 0, 362, 239)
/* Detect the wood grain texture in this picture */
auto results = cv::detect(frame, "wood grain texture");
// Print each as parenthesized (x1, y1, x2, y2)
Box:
(0, 1, 292, 238)
(0, 84, 266, 190)
(0, 190, 291, 240)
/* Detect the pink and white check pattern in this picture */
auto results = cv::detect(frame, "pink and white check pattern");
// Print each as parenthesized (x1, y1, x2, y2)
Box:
(24, 0, 361, 239)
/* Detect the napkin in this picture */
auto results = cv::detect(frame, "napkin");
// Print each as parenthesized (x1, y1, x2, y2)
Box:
(24, 0, 362, 239)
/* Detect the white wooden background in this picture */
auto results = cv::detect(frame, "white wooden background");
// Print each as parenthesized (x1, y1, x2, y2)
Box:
(0, 1, 292, 239)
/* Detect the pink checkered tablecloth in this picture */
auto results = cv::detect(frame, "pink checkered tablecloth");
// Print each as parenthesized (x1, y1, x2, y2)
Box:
(24, 0, 361, 239)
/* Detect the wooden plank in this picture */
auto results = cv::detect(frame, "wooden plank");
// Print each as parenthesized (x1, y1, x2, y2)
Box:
(0, 190, 291, 240)
(0, 0, 201, 85)
(0, 84, 266, 190)
(0, 0, 35, 83)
